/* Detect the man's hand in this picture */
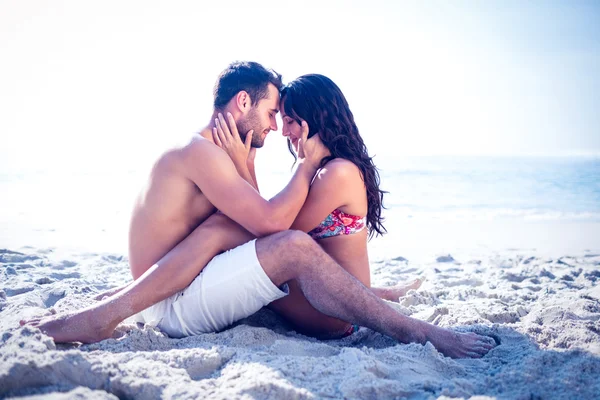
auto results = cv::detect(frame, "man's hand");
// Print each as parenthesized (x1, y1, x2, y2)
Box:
(297, 120, 329, 169)
(212, 112, 253, 171)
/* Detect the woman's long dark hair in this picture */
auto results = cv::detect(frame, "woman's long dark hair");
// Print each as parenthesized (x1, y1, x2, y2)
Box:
(281, 74, 387, 238)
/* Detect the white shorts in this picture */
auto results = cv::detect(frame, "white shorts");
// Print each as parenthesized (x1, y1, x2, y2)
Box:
(132, 239, 288, 338)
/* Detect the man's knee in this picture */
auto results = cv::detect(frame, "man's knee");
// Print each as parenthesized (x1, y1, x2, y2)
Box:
(264, 230, 316, 256)
(282, 230, 314, 246)
(256, 230, 319, 282)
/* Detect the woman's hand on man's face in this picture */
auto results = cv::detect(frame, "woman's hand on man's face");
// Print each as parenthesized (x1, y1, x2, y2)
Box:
(247, 147, 257, 170)
(212, 112, 253, 169)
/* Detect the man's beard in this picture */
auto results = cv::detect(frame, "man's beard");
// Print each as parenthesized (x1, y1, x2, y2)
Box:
(237, 108, 267, 148)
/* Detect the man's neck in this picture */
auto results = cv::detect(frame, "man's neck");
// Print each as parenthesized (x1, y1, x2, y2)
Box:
(196, 125, 214, 143)
(197, 107, 232, 143)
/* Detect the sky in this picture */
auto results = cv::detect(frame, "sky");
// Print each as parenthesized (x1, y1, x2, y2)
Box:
(1, 0, 599, 175)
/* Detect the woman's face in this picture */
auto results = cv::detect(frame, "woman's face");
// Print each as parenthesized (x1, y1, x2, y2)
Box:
(280, 101, 302, 153)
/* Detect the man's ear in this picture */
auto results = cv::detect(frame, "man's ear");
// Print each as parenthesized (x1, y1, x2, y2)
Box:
(235, 91, 252, 113)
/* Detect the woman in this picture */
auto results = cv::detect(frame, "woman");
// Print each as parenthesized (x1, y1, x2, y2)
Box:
(214, 74, 422, 338)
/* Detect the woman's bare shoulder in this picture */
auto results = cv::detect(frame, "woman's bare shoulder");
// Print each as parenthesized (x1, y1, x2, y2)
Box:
(316, 158, 363, 182)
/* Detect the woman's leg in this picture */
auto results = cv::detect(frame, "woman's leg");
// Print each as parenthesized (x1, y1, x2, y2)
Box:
(268, 280, 354, 339)
(21, 214, 254, 343)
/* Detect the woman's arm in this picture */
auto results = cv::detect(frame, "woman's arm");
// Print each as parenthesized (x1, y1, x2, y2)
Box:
(291, 159, 366, 233)
(247, 148, 259, 193)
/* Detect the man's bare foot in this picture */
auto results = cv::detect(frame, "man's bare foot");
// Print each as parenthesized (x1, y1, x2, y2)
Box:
(20, 306, 119, 344)
(374, 277, 425, 302)
(426, 325, 497, 359)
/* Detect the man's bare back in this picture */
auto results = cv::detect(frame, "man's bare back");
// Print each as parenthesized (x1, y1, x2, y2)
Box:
(128, 136, 217, 279)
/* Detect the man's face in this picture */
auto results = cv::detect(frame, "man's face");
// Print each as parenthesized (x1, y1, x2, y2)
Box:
(237, 84, 280, 148)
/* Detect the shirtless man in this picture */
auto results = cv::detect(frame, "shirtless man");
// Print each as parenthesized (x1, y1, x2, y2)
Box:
(22, 61, 496, 358)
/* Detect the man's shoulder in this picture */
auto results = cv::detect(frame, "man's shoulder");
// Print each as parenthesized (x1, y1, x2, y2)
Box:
(180, 135, 225, 162)
(155, 135, 219, 170)
(174, 135, 237, 184)
(149, 136, 205, 174)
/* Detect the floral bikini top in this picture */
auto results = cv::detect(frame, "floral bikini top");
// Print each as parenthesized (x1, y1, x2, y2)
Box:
(308, 209, 367, 240)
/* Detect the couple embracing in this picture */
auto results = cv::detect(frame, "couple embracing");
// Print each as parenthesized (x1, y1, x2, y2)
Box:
(23, 61, 495, 359)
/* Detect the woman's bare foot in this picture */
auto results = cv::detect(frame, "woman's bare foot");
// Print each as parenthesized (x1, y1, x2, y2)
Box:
(425, 325, 497, 358)
(373, 277, 425, 302)
(20, 305, 119, 344)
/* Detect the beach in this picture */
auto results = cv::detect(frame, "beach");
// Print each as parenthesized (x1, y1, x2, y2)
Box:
(1, 218, 600, 399)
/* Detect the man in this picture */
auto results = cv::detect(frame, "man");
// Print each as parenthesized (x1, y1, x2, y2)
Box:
(23, 61, 496, 358)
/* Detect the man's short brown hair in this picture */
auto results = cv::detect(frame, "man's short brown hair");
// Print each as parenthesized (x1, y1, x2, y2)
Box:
(213, 61, 282, 110)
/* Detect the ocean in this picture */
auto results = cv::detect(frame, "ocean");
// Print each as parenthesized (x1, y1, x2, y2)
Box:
(1, 155, 599, 254)
(378, 156, 600, 221)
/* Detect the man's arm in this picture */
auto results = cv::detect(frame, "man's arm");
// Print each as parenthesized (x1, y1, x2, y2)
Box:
(235, 161, 257, 190)
(184, 138, 317, 237)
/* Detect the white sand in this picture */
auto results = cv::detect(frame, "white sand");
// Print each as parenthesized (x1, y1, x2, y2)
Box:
(1, 236, 599, 399)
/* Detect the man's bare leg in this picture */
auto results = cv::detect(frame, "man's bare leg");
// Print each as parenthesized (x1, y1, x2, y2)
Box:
(268, 276, 426, 339)
(256, 231, 496, 359)
(20, 215, 252, 343)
